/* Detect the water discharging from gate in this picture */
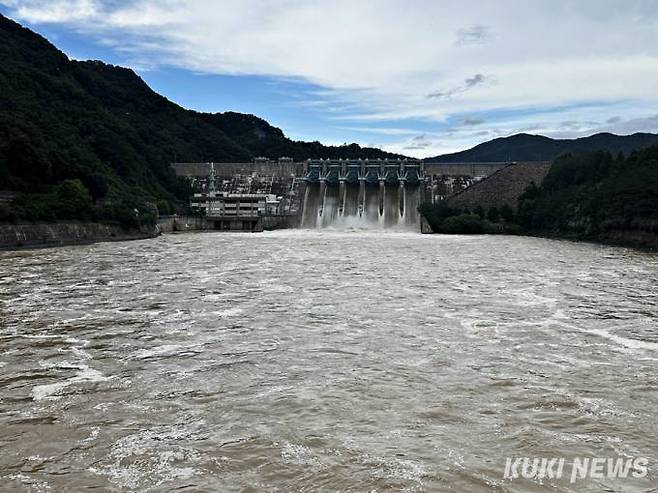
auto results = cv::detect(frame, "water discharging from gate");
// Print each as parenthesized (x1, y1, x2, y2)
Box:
(301, 183, 420, 230)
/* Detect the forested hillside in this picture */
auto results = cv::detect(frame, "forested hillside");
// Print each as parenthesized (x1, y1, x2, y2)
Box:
(0, 14, 398, 223)
(517, 148, 658, 247)
(419, 147, 658, 249)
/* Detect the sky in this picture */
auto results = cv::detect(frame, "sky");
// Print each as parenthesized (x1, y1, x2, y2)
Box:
(2, 1, 658, 158)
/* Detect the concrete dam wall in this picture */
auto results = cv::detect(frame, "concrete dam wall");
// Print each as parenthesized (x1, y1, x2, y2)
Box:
(301, 182, 421, 230)
(172, 158, 544, 231)
(300, 159, 423, 230)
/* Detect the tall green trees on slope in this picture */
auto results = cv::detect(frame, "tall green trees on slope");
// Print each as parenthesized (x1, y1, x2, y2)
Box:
(518, 148, 658, 242)
(0, 14, 398, 224)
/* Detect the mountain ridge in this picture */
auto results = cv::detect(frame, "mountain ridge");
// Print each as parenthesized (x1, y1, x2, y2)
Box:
(427, 132, 658, 163)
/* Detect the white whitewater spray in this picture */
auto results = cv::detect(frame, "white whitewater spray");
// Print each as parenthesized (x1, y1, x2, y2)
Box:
(301, 183, 420, 231)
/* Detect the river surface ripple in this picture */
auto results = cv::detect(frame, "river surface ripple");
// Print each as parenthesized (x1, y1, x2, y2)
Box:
(0, 231, 657, 492)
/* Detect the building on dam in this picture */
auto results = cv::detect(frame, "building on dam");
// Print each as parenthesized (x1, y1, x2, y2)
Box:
(176, 160, 303, 231)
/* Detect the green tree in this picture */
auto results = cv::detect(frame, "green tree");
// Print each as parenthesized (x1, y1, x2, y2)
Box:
(441, 214, 485, 234)
(156, 199, 172, 216)
(487, 206, 500, 223)
(82, 173, 110, 200)
(53, 179, 93, 219)
(517, 147, 658, 245)
(0, 203, 16, 222)
(13, 194, 57, 222)
(499, 204, 514, 222)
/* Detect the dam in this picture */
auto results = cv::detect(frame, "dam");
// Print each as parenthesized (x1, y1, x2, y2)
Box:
(301, 159, 424, 230)
(171, 158, 545, 231)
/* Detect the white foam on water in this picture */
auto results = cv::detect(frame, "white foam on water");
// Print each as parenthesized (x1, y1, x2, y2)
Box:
(90, 426, 204, 490)
(508, 287, 559, 307)
(281, 442, 322, 468)
(202, 293, 231, 301)
(553, 431, 622, 444)
(562, 323, 658, 351)
(71, 346, 92, 360)
(548, 311, 658, 352)
(82, 427, 100, 444)
(131, 344, 181, 359)
(90, 456, 196, 491)
(32, 362, 111, 401)
(581, 327, 658, 351)
(20, 334, 64, 340)
(3, 473, 53, 492)
(577, 396, 637, 419)
(213, 307, 244, 317)
(64, 337, 85, 344)
(26, 455, 55, 463)
(254, 384, 294, 399)
(359, 452, 430, 484)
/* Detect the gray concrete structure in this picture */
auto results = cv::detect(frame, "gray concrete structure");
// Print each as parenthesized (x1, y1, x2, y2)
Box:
(301, 159, 425, 228)
(171, 158, 550, 230)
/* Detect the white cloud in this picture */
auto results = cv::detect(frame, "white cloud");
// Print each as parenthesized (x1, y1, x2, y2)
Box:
(455, 25, 493, 46)
(3, 0, 97, 22)
(5, 0, 658, 156)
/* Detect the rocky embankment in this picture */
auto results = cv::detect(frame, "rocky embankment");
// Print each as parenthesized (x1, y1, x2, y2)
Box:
(447, 162, 551, 211)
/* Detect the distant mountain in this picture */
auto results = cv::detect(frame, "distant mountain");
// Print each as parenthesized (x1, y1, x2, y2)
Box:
(0, 14, 399, 203)
(426, 132, 658, 163)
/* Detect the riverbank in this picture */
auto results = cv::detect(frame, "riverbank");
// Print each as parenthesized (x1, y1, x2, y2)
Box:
(0, 214, 298, 250)
(419, 203, 658, 252)
(3, 216, 655, 252)
(0, 222, 158, 250)
(420, 220, 658, 252)
(528, 229, 658, 252)
(0, 214, 209, 250)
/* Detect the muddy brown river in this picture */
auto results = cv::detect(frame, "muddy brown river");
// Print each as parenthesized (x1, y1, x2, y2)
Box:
(0, 231, 656, 492)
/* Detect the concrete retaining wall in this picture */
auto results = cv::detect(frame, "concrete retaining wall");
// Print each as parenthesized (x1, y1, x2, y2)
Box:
(156, 215, 207, 233)
(0, 212, 302, 250)
(157, 214, 300, 233)
(0, 222, 156, 250)
(262, 215, 300, 230)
